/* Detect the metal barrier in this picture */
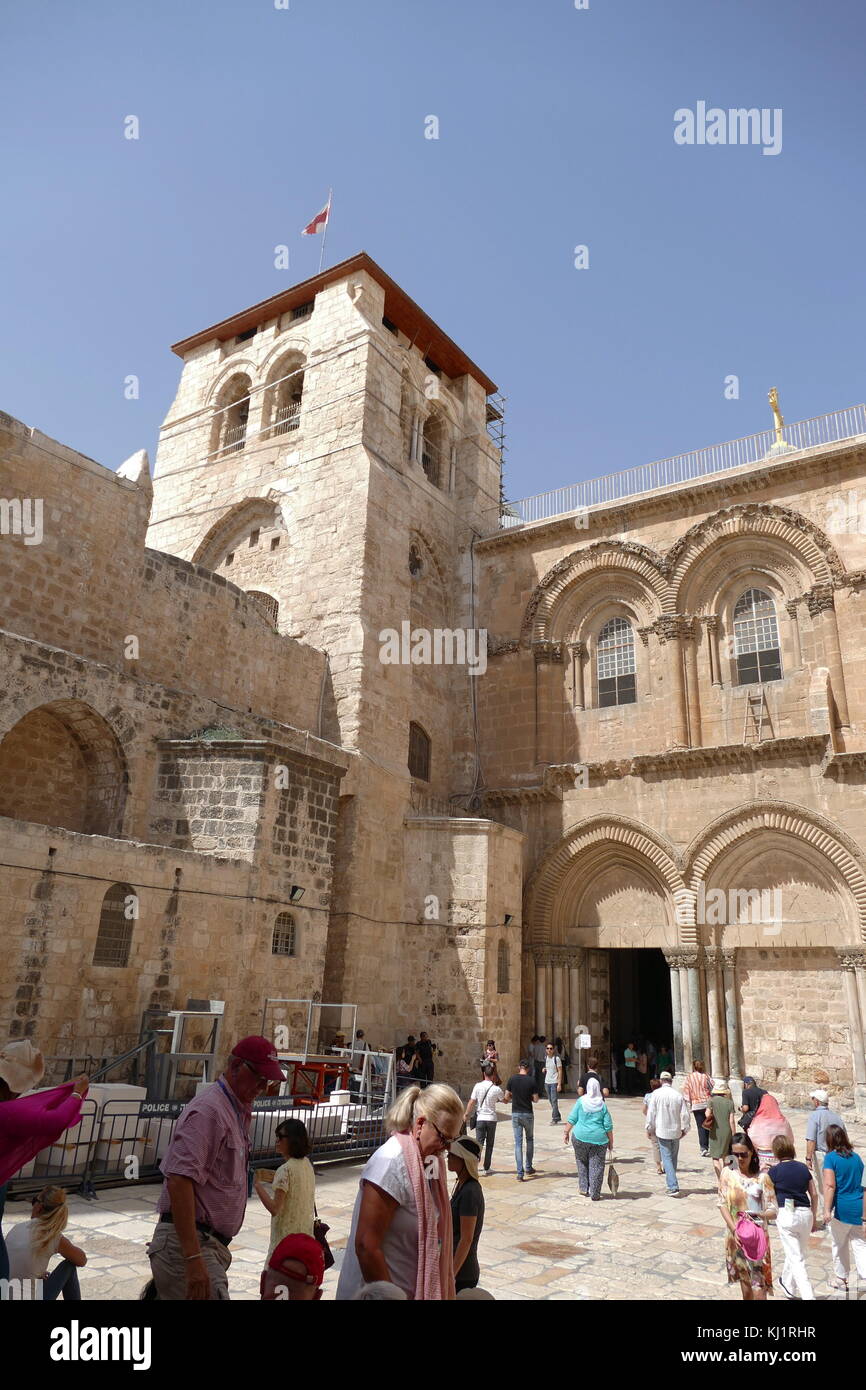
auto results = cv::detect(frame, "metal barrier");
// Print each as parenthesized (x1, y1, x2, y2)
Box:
(7, 1094, 386, 1197)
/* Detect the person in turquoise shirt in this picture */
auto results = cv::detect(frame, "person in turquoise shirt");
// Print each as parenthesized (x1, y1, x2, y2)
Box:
(822, 1124, 866, 1291)
(563, 1080, 613, 1200)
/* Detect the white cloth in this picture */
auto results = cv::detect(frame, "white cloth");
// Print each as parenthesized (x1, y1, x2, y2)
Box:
(776, 1206, 815, 1299)
(829, 1217, 866, 1281)
(646, 1084, 691, 1141)
(4, 1221, 61, 1280)
(336, 1136, 434, 1301)
(582, 1078, 605, 1113)
(471, 1081, 504, 1122)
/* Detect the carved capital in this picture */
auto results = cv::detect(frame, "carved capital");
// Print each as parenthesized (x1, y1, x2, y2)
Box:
(663, 947, 690, 970)
(720, 947, 737, 971)
(569, 640, 586, 658)
(654, 616, 685, 644)
(805, 584, 836, 617)
(677, 949, 701, 970)
(784, 599, 800, 621)
(534, 641, 564, 664)
(703, 615, 719, 635)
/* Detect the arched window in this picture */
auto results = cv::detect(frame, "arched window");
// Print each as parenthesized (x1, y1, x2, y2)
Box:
(408, 722, 431, 781)
(246, 591, 279, 629)
(497, 940, 509, 994)
(733, 588, 782, 684)
(93, 883, 136, 967)
(214, 374, 251, 457)
(272, 912, 296, 957)
(267, 355, 305, 438)
(420, 413, 445, 489)
(596, 617, 636, 707)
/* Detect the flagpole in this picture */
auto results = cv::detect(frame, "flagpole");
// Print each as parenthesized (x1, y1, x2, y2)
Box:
(318, 189, 332, 273)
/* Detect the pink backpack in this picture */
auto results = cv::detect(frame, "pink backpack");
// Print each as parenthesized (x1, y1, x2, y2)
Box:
(735, 1214, 768, 1263)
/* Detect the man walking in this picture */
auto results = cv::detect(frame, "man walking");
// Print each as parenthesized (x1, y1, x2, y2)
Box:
(147, 1036, 285, 1299)
(543, 1041, 563, 1124)
(503, 1060, 539, 1182)
(645, 1071, 691, 1196)
(416, 1031, 437, 1084)
(529, 1035, 545, 1096)
(805, 1088, 842, 1188)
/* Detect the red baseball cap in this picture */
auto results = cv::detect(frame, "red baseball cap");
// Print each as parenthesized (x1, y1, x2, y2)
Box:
(231, 1036, 285, 1081)
(268, 1233, 325, 1286)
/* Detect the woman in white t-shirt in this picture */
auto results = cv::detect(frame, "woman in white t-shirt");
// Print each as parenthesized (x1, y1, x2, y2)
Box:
(5, 1185, 87, 1299)
(464, 1063, 505, 1176)
(335, 1083, 464, 1301)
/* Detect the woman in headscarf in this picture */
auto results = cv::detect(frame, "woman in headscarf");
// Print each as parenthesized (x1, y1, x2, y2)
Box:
(747, 1092, 794, 1173)
(335, 1083, 464, 1300)
(739, 1075, 767, 1132)
(563, 1078, 613, 1200)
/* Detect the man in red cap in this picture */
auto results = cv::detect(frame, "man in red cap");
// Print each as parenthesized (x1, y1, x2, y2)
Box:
(147, 1036, 284, 1300)
(260, 1233, 325, 1301)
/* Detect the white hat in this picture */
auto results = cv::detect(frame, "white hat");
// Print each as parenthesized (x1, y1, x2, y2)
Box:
(810, 1088, 829, 1104)
(0, 1039, 45, 1094)
(659, 1070, 673, 1081)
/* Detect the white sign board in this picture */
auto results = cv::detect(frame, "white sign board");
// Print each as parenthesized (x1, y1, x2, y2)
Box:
(578, 1034, 591, 1049)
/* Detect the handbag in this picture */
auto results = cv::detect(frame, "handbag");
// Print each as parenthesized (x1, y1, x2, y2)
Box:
(313, 1205, 335, 1270)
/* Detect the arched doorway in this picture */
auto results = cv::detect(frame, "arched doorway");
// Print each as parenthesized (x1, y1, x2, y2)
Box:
(0, 700, 128, 836)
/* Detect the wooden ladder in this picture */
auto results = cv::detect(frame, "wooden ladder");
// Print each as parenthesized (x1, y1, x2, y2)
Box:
(743, 685, 768, 743)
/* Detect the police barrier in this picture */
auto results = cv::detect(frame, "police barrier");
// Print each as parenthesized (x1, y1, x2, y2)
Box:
(9, 1094, 386, 1194)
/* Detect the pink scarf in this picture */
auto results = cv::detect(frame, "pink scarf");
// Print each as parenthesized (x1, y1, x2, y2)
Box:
(393, 1131, 455, 1301)
(748, 1094, 794, 1154)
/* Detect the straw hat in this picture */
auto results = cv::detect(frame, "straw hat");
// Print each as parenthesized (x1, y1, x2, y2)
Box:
(0, 1039, 45, 1094)
(711, 1081, 731, 1096)
(449, 1135, 481, 1180)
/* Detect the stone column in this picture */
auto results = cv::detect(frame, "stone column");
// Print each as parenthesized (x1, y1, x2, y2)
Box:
(568, 951, 584, 1049)
(785, 599, 802, 669)
(721, 948, 742, 1084)
(534, 643, 564, 765)
(704, 948, 725, 1079)
(807, 587, 851, 729)
(705, 616, 721, 688)
(663, 949, 685, 1077)
(534, 952, 547, 1038)
(552, 960, 565, 1042)
(850, 950, 866, 1050)
(656, 618, 688, 749)
(837, 949, 866, 1090)
(570, 641, 586, 710)
(681, 949, 704, 1065)
(545, 957, 555, 1040)
(682, 618, 702, 747)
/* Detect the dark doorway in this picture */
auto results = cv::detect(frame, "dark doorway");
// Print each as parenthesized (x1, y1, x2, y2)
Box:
(609, 948, 672, 1093)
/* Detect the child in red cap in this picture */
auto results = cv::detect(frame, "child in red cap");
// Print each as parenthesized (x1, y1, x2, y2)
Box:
(260, 1233, 325, 1301)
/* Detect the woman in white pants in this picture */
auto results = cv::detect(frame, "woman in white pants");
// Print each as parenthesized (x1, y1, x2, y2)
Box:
(822, 1124, 866, 1293)
(767, 1134, 817, 1300)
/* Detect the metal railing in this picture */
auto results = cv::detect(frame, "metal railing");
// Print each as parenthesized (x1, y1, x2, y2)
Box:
(497, 404, 866, 531)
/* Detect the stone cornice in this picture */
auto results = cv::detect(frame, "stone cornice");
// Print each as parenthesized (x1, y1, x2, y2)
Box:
(477, 437, 866, 552)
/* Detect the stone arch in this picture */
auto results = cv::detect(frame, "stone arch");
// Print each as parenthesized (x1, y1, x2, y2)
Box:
(668, 504, 845, 611)
(204, 359, 259, 407)
(408, 527, 450, 622)
(261, 347, 306, 438)
(192, 497, 285, 572)
(0, 699, 128, 837)
(685, 801, 866, 943)
(525, 816, 687, 946)
(521, 542, 672, 645)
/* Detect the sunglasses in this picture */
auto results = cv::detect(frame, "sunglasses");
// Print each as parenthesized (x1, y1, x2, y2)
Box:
(425, 1117, 458, 1149)
(243, 1059, 274, 1090)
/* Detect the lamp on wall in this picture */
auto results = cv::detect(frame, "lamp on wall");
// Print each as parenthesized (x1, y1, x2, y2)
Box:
(289, 885, 305, 903)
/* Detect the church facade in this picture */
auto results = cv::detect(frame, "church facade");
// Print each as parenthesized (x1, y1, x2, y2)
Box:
(1, 253, 865, 1107)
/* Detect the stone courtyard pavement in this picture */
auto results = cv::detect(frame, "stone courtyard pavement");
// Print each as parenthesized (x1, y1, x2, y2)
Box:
(6, 1094, 865, 1301)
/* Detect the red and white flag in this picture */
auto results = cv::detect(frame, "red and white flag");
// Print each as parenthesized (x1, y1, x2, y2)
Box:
(302, 198, 331, 236)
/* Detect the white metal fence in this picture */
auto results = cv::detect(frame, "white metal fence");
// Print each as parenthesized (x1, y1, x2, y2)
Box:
(496, 404, 866, 531)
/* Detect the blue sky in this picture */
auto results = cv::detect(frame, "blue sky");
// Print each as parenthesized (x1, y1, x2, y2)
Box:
(2, 0, 864, 505)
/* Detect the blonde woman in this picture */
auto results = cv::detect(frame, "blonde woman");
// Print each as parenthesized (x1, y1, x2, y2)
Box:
(5, 1186, 86, 1299)
(335, 1083, 464, 1300)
